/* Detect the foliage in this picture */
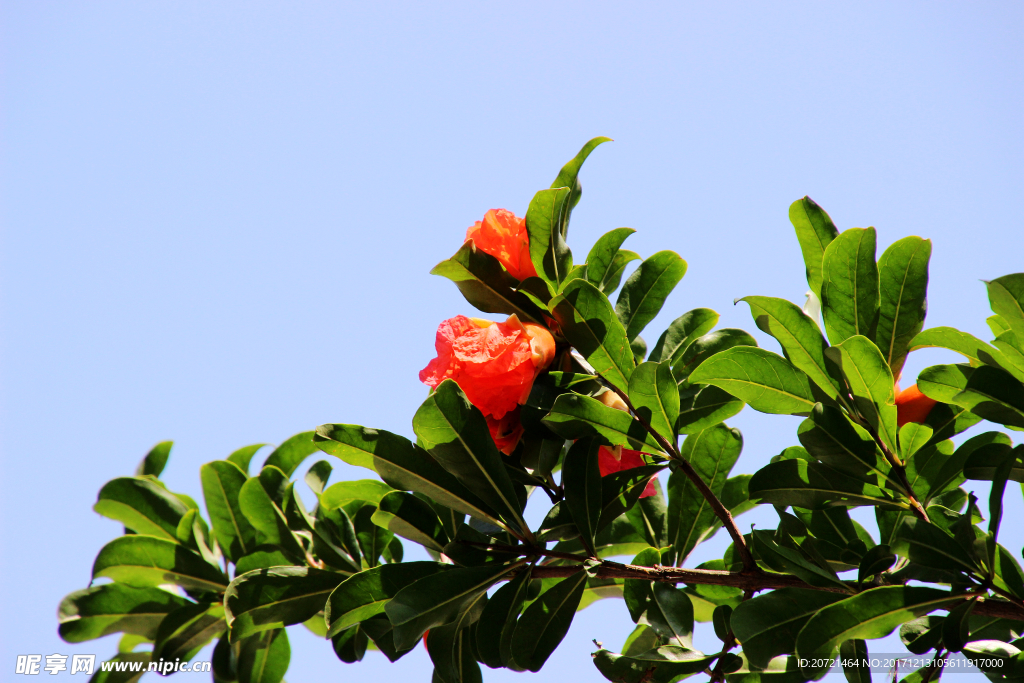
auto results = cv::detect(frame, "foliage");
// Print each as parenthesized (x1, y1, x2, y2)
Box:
(57, 140, 1024, 683)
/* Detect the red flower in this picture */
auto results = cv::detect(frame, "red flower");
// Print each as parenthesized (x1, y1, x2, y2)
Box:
(598, 445, 657, 498)
(465, 209, 538, 282)
(419, 314, 556, 421)
(896, 383, 938, 428)
(486, 407, 525, 456)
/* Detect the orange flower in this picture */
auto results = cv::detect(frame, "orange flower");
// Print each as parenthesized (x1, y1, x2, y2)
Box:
(598, 445, 657, 498)
(486, 407, 525, 455)
(896, 384, 938, 427)
(419, 314, 556, 421)
(465, 209, 538, 282)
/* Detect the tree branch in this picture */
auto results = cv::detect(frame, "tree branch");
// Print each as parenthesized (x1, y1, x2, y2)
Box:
(525, 561, 1024, 621)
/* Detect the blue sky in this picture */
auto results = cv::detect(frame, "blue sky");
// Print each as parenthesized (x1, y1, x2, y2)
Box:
(2, 2, 1022, 681)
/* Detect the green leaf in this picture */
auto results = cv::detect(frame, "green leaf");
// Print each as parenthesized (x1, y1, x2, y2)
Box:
(425, 596, 486, 683)
(789, 197, 840, 301)
(331, 623, 368, 663)
(615, 250, 688, 342)
(622, 547, 661, 623)
(526, 187, 572, 285)
(135, 441, 172, 478)
(827, 335, 898, 455)
(909, 327, 1006, 366)
(542, 392, 661, 452)
(689, 346, 818, 415)
(386, 563, 516, 650)
(237, 629, 289, 683)
(649, 308, 719, 365)
(839, 639, 870, 683)
(857, 544, 896, 583)
(94, 476, 190, 541)
(58, 583, 190, 643)
(586, 228, 636, 289)
(673, 328, 758, 382)
(89, 653, 150, 683)
(875, 236, 931, 378)
(510, 570, 588, 672)
(237, 476, 305, 557)
(152, 602, 226, 662)
(562, 438, 603, 557)
(200, 460, 258, 562)
(752, 529, 845, 589)
(676, 384, 744, 435)
(261, 431, 318, 477)
(234, 547, 296, 575)
(952, 365, 1024, 429)
(795, 587, 961, 680)
(353, 504, 393, 568)
(592, 647, 714, 683)
(666, 426, 742, 565)
(551, 136, 612, 217)
(797, 404, 895, 489)
(413, 380, 528, 537)
(749, 458, 902, 510)
(892, 518, 981, 580)
(92, 535, 229, 592)
(917, 363, 974, 403)
(227, 444, 266, 474)
(629, 361, 680, 440)
(964, 441, 1023, 482)
(646, 583, 694, 648)
(941, 598, 976, 653)
(820, 227, 879, 345)
(629, 335, 647, 363)
(550, 278, 635, 390)
(598, 249, 642, 295)
(325, 561, 446, 637)
(372, 491, 449, 553)
(225, 566, 348, 640)
(430, 241, 545, 323)
(316, 425, 501, 532)
(320, 479, 395, 509)
(740, 295, 841, 399)
(987, 274, 1024, 343)
(476, 566, 532, 669)
(304, 460, 332, 496)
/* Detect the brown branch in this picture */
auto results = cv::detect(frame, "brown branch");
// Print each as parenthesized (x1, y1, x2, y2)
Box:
(524, 561, 1024, 621)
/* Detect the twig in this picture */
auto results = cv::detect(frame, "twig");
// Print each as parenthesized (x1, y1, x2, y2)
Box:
(849, 412, 930, 523)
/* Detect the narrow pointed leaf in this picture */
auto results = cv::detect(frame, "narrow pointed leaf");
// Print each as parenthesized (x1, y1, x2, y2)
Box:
(430, 241, 545, 323)
(237, 477, 305, 557)
(542, 392, 662, 451)
(749, 458, 902, 510)
(262, 431, 318, 477)
(225, 566, 348, 640)
(562, 438, 603, 557)
(649, 308, 719, 365)
(237, 629, 289, 683)
(94, 477, 190, 541)
(820, 227, 879, 345)
(628, 361, 679, 440)
(615, 250, 688, 341)
(325, 561, 446, 637)
(550, 278, 635, 390)
(371, 491, 449, 553)
(646, 583, 694, 648)
(789, 197, 840, 301)
(586, 228, 636, 288)
(551, 136, 612, 216)
(92, 536, 229, 592)
(58, 584, 190, 643)
(689, 346, 818, 415)
(951, 365, 1024, 429)
(875, 236, 931, 378)
(676, 384, 744, 435)
(986, 274, 1024, 342)
(152, 602, 226, 662)
(135, 441, 172, 478)
(510, 570, 588, 672)
(672, 328, 757, 382)
(526, 187, 572, 285)
(476, 566, 532, 669)
(828, 335, 898, 455)
(201, 460, 258, 562)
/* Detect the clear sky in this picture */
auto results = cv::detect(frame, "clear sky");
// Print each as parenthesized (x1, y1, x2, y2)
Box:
(2, 2, 1022, 681)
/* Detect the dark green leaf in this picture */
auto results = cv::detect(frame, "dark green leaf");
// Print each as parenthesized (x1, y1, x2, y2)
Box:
(622, 547, 661, 623)
(918, 363, 974, 403)
(899, 616, 945, 655)
(649, 308, 719, 365)
(153, 602, 226, 662)
(875, 236, 931, 378)
(676, 384, 744, 435)
(526, 187, 572, 285)
(320, 479, 394, 509)
(325, 561, 446, 637)
(135, 441, 172, 478)
(304, 460, 332, 496)
(690, 346, 818, 415)
(858, 544, 896, 583)
(316, 424, 501, 529)
(941, 598, 976, 653)
(665, 425, 742, 565)
(551, 136, 612, 218)
(386, 563, 516, 650)
(820, 226, 879, 345)
(629, 361, 679, 440)
(225, 566, 347, 640)
(476, 566, 532, 669)
(749, 458, 902, 510)
(89, 653, 150, 683)
(413, 380, 528, 537)
(839, 639, 870, 683)
(731, 588, 846, 670)
(740, 295, 841, 398)
(430, 241, 545, 323)
(237, 629, 289, 683)
(952, 365, 1024, 429)
(629, 335, 647, 363)
(795, 587, 961, 680)
(789, 196, 840, 301)
(510, 570, 588, 672)
(542, 392, 662, 451)
(426, 605, 485, 683)
(892, 518, 981, 579)
(909, 327, 1008, 367)
(563, 438, 603, 557)
(237, 476, 305, 557)
(92, 535, 229, 592)
(262, 431, 318, 478)
(550, 278, 635, 390)
(592, 646, 714, 683)
(615, 250, 688, 341)
(598, 249, 642, 294)
(964, 441, 1022, 482)
(200, 460, 258, 562)
(227, 444, 266, 474)
(372, 491, 449, 553)
(94, 477, 190, 541)
(234, 547, 296, 575)
(672, 328, 758, 382)
(58, 584, 189, 643)
(647, 583, 694, 648)
(987, 274, 1024, 343)
(353, 504, 392, 567)
(797, 404, 895, 489)
(331, 623, 368, 663)
(827, 335, 898, 455)
(586, 227, 636, 289)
